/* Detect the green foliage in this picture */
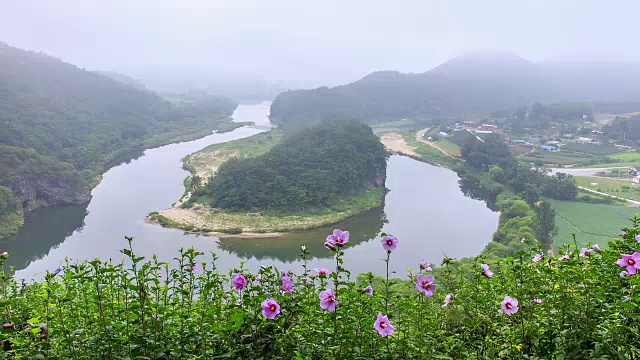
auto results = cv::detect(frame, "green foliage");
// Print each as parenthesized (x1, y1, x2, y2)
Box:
(4, 224, 640, 358)
(534, 201, 557, 249)
(549, 199, 640, 247)
(204, 120, 388, 211)
(0, 42, 237, 236)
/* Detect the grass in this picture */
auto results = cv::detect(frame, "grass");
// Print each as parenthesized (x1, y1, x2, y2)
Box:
(548, 199, 640, 248)
(608, 151, 640, 161)
(370, 118, 416, 128)
(562, 142, 621, 155)
(152, 188, 385, 234)
(433, 139, 461, 156)
(574, 176, 640, 200)
(574, 176, 631, 190)
(184, 130, 284, 180)
(520, 151, 595, 165)
(401, 133, 459, 168)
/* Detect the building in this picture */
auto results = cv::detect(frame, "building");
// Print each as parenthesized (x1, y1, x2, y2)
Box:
(575, 137, 596, 144)
(540, 145, 559, 152)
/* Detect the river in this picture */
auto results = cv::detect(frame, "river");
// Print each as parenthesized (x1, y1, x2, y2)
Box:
(1, 101, 499, 279)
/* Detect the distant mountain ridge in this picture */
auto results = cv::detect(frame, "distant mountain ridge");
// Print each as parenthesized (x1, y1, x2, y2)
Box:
(95, 71, 149, 91)
(270, 51, 640, 126)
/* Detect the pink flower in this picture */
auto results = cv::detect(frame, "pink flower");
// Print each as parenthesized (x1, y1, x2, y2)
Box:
(616, 252, 640, 275)
(314, 267, 330, 276)
(520, 237, 526, 243)
(592, 244, 601, 252)
(635, 234, 640, 243)
(419, 258, 432, 272)
(558, 254, 570, 261)
(442, 294, 452, 308)
(185, 264, 199, 273)
(319, 289, 338, 312)
(532, 254, 543, 263)
(415, 274, 437, 297)
(501, 296, 519, 316)
(533, 298, 543, 304)
(481, 264, 493, 278)
(324, 242, 336, 251)
(580, 248, 593, 257)
(232, 273, 247, 290)
(281, 276, 295, 293)
(381, 235, 398, 251)
(373, 313, 394, 337)
(280, 269, 289, 277)
(256, 274, 264, 281)
(363, 285, 373, 295)
(621, 271, 630, 278)
(261, 298, 280, 319)
(326, 229, 349, 246)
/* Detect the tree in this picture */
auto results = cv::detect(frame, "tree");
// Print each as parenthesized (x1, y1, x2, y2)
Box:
(535, 201, 557, 249)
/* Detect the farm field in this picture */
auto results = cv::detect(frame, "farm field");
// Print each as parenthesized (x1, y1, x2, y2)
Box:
(433, 139, 462, 156)
(521, 151, 594, 165)
(548, 199, 640, 248)
(608, 152, 640, 161)
(574, 176, 640, 200)
(563, 142, 620, 155)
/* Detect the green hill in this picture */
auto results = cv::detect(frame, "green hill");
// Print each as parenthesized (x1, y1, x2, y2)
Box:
(0, 42, 238, 237)
(270, 51, 640, 127)
(201, 120, 388, 211)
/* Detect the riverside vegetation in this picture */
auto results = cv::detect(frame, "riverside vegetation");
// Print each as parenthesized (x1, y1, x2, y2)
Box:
(151, 120, 388, 234)
(0, 42, 239, 238)
(2, 221, 640, 358)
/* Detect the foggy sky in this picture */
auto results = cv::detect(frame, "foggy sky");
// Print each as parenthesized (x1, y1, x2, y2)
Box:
(1, 0, 638, 88)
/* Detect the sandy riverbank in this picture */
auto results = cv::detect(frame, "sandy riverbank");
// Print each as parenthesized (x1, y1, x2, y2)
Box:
(379, 132, 417, 155)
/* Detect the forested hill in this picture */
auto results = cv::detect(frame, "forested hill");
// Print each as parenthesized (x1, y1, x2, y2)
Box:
(94, 71, 149, 91)
(201, 120, 388, 211)
(270, 51, 640, 127)
(0, 42, 237, 237)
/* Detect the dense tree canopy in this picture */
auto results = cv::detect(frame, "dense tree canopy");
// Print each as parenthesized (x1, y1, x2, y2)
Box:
(202, 120, 388, 211)
(0, 42, 237, 221)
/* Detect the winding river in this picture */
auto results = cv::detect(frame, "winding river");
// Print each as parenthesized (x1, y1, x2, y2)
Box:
(1, 102, 499, 279)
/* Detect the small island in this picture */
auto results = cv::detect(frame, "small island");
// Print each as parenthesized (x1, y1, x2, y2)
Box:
(149, 119, 389, 236)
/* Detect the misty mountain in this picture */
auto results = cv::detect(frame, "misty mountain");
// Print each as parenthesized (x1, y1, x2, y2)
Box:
(95, 71, 149, 91)
(270, 51, 640, 126)
(0, 42, 237, 235)
(125, 66, 287, 102)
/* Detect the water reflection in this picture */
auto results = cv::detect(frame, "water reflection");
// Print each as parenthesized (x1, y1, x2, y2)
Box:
(217, 206, 387, 261)
(0, 204, 88, 270)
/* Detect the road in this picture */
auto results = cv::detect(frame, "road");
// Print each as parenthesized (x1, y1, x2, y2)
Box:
(577, 186, 640, 207)
(549, 166, 630, 177)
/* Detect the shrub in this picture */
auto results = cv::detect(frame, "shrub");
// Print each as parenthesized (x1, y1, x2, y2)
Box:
(2, 223, 640, 358)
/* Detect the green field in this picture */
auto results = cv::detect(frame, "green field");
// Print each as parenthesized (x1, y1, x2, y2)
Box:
(434, 139, 462, 156)
(609, 152, 640, 161)
(548, 199, 640, 248)
(574, 176, 631, 190)
(563, 142, 621, 155)
(574, 176, 640, 200)
(370, 118, 417, 128)
(401, 133, 459, 167)
(521, 151, 594, 165)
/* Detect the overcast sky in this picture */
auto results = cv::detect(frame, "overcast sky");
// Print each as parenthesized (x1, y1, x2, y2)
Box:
(1, 0, 637, 88)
